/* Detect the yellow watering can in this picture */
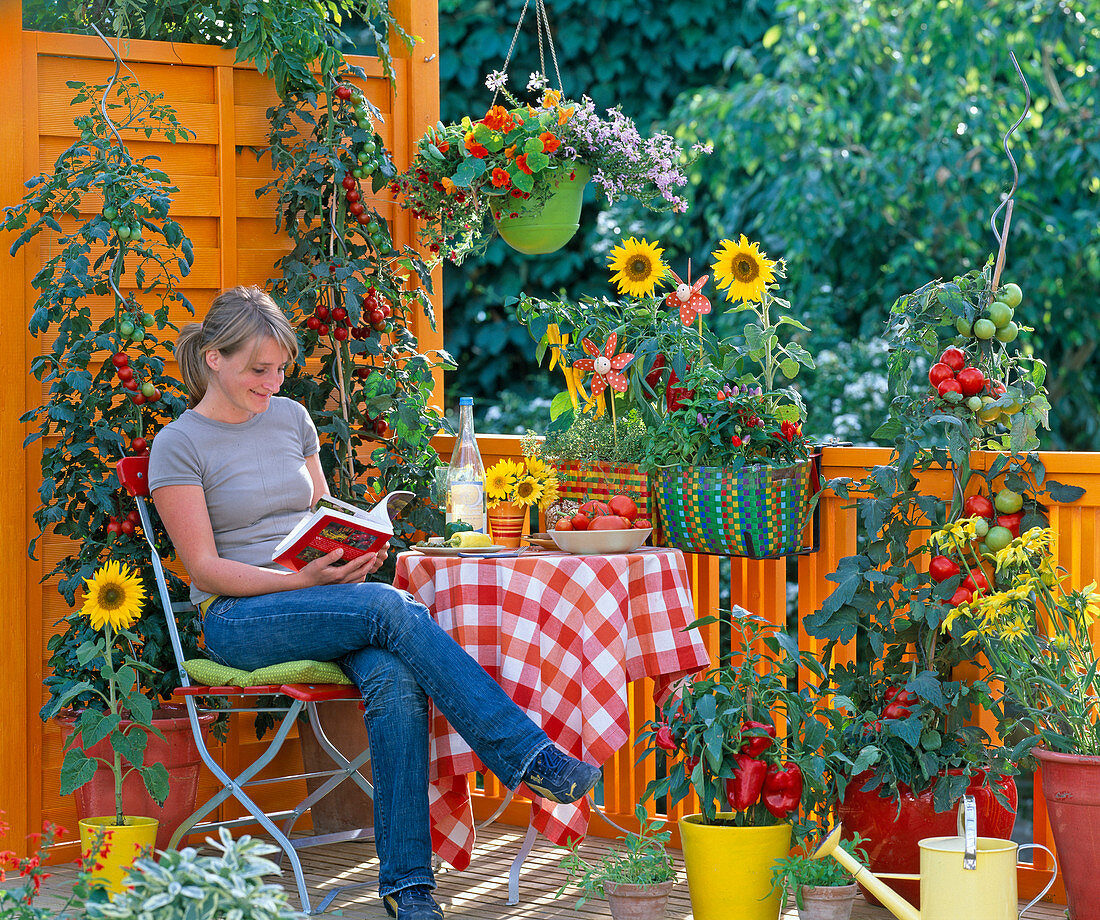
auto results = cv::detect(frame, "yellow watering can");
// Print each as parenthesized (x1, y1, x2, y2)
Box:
(810, 795, 1058, 920)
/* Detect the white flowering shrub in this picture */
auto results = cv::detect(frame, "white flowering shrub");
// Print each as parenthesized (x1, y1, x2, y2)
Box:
(84, 828, 305, 920)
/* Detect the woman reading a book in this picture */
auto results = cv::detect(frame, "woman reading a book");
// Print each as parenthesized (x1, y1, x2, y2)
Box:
(148, 286, 599, 920)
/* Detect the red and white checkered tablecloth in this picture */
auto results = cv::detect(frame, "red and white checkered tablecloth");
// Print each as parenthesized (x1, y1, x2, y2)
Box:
(393, 546, 710, 871)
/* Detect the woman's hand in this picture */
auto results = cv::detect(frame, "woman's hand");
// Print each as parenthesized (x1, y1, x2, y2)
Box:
(298, 542, 390, 586)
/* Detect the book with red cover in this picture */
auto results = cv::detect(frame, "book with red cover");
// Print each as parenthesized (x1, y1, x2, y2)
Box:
(271, 491, 414, 572)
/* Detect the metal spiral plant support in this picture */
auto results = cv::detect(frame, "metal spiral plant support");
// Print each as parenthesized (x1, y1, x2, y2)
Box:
(989, 51, 1032, 293)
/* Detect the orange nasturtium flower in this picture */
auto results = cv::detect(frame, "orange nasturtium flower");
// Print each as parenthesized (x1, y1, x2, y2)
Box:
(440, 176, 457, 195)
(464, 131, 488, 158)
(482, 105, 512, 132)
(515, 154, 533, 175)
(491, 168, 511, 188)
(504, 145, 517, 160)
(557, 106, 575, 125)
(539, 132, 560, 153)
(542, 89, 562, 108)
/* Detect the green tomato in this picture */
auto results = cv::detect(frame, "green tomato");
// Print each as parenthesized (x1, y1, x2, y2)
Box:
(966, 395, 983, 411)
(352, 167, 364, 178)
(995, 488, 1024, 514)
(119, 319, 135, 337)
(977, 542, 990, 556)
(987, 300, 1014, 329)
(357, 151, 371, 164)
(141, 381, 156, 398)
(955, 316, 973, 336)
(1000, 282, 1023, 309)
(141, 313, 155, 328)
(103, 206, 117, 221)
(129, 222, 142, 240)
(110, 219, 122, 230)
(995, 321, 1019, 343)
(129, 327, 145, 342)
(973, 517, 990, 538)
(973, 318, 997, 340)
(985, 525, 1014, 552)
(117, 225, 132, 241)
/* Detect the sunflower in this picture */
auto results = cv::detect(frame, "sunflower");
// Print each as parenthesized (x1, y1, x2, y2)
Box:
(82, 560, 145, 632)
(523, 456, 551, 480)
(485, 459, 521, 502)
(711, 235, 777, 304)
(539, 472, 561, 507)
(513, 476, 543, 508)
(607, 237, 668, 298)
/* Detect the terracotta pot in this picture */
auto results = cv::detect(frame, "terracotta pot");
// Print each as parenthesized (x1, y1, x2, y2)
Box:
(796, 883, 858, 920)
(62, 705, 216, 851)
(837, 770, 1017, 909)
(487, 501, 527, 548)
(1035, 747, 1100, 920)
(604, 879, 674, 920)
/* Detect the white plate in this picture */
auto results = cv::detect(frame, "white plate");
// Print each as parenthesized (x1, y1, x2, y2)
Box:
(413, 544, 507, 556)
(549, 527, 653, 554)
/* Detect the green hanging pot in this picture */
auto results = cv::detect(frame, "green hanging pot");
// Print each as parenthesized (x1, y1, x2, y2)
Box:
(490, 164, 590, 255)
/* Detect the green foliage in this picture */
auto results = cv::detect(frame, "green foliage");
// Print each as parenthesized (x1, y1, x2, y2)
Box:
(260, 70, 450, 581)
(537, 409, 650, 465)
(3, 72, 203, 714)
(24, 0, 411, 93)
(555, 804, 675, 909)
(769, 833, 866, 910)
(84, 828, 306, 920)
(636, 0, 1100, 449)
(431, 0, 776, 409)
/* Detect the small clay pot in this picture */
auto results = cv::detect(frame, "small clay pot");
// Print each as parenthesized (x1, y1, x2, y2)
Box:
(603, 879, 675, 920)
(796, 883, 858, 920)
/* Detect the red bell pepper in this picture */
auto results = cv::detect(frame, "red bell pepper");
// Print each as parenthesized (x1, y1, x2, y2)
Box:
(761, 762, 802, 820)
(725, 753, 767, 811)
(655, 723, 678, 753)
(739, 720, 777, 757)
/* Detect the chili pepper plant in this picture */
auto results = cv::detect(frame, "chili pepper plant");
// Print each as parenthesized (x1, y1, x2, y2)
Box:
(639, 613, 849, 838)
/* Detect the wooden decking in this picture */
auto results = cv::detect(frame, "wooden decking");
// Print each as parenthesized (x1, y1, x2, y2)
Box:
(7, 823, 1070, 919)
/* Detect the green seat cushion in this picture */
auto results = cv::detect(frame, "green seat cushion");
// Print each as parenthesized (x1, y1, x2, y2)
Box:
(183, 657, 353, 688)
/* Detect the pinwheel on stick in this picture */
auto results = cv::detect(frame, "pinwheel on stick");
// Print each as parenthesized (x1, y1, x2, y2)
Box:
(573, 333, 634, 440)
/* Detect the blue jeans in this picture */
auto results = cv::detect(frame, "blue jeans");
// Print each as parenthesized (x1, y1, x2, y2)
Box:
(202, 582, 553, 897)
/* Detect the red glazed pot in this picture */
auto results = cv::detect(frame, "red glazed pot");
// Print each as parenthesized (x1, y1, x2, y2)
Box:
(837, 770, 1017, 909)
(1034, 747, 1100, 920)
(61, 705, 216, 851)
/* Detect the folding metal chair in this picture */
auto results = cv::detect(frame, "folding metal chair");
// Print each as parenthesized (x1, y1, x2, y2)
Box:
(117, 456, 377, 914)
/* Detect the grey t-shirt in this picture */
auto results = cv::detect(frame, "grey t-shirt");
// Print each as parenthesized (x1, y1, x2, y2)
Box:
(147, 396, 321, 605)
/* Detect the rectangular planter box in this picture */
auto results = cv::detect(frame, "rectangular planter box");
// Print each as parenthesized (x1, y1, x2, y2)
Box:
(550, 459, 661, 543)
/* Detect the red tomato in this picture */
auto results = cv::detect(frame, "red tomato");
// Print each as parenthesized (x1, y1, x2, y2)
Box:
(590, 515, 630, 530)
(928, 363, 955, 387)
(957, 366, 986, 397)
(130, 436, 148, 454)
(342, 176, 357, 191)
(949, 587, 973, 606)
(571, 513, 590, 531)
(554, 519, 574, 532)
(607, 495, 638, 522)
(963, 571, 990, 596)
(963, 494, 995, 519)
(937, 378, 963, 399)
(997, 511, 1024, 538)
(633, 517, 653, 529)
(939, 346, 967, 372)
(928, 554, 960, 583)
(580, 500, 611, 519)
(111, 352, 129, 368)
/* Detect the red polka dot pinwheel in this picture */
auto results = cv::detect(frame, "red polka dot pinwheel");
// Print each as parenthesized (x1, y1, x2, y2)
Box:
(665, 268, 712, 326)
(573, 334, 635, 396)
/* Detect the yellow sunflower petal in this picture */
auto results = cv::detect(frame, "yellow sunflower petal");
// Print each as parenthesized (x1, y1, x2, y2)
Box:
(607, 237, 668, 299)
(710, 234, 777, 304)
(82, 560, 145, 631)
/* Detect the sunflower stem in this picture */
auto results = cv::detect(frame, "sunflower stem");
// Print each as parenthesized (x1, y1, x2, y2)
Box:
(106, 623, 125, 826)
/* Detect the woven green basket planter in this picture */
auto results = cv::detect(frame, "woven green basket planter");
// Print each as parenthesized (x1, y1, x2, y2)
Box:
(654, 460, 817, 558)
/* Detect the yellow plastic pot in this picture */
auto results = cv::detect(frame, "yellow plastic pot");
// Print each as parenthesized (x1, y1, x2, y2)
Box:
(679, 814, 792, 920)
(79, 816, 159, 895)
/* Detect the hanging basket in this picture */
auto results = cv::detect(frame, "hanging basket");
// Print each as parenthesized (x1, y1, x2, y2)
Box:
(654, 456, 820, 558)
(491, 164, 590, 255)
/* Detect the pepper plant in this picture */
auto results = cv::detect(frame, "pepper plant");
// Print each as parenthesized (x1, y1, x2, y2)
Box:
(260, 68, 451, 579)
(3, 69, 200, 715)
(638, 613, 849, 839)
(804, 260, 1084, 809)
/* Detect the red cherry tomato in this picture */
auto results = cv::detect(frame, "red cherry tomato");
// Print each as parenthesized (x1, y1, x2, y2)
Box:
(120, 519, 135, 535)
(957, 366, 986, 397)
(590, 515, 630, 530)
(117, 366, 133, 381)
(333, 327, 348, 341)
(373, 417, 388, 435)
(570, 512, 590, 531)
(949, 586, 973, 606)
(633, 517, 653, 529)
(963, 494, 995, 519)
(928, 554, 960, 583)
(997, 512, 1024, 538)
(554, 519, 574, 532)
(928, 363, 955, 387)
(939, 346, 967, 372)
(111, 352, 129, 368)
(315, 304, 330, 320)
(937, 378, 963, 399)
(963, 571, 989, 596)
(341, 175, 357, 191)
(345, 190, 361, 204)
(130, 436, 148, 454)
(607, 494, 638, 523)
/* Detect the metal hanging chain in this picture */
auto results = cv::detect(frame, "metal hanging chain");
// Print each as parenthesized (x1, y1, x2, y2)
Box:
(492, 0, 564, 106)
